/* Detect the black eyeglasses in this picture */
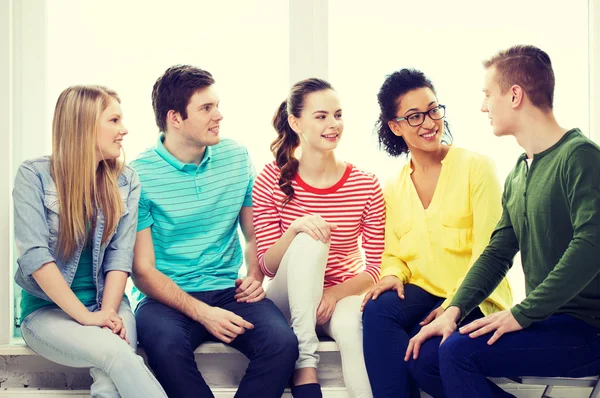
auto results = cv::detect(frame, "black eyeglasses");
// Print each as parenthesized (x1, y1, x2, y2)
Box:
(393, 105, 446, 127)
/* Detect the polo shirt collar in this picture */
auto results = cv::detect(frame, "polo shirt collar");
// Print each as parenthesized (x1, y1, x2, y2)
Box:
(155, 134, 213, 171)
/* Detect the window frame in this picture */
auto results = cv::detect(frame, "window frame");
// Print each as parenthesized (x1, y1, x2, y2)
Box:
(1, 0, 599, 344)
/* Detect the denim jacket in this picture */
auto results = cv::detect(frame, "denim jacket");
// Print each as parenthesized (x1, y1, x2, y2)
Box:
(13, 156, 140, 308)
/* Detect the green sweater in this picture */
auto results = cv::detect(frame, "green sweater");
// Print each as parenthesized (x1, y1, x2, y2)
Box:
(451, 129, 600, 329)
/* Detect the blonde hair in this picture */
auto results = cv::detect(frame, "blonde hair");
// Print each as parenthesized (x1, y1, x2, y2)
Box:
(51, 85, 124, 260)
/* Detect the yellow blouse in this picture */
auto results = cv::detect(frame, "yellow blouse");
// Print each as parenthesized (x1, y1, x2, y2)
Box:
(382, 146, 512, 316)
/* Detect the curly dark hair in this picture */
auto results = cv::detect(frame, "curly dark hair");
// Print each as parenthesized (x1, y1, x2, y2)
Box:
(376, 69, 452, 157)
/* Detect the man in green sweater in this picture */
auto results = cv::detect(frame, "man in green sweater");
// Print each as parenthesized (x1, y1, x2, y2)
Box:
(404, 45, 600, 398)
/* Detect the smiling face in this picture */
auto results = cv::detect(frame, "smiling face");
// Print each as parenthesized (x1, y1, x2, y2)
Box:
(290, 89, 343, 153)
(96, 97, 127, 161)
(174, 85, 223, 147)
(387, 87, 444, 153)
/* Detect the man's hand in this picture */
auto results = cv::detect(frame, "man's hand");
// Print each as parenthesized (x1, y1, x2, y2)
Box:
(197, 305, 254, 343)
(316, 289, 338, 325)
(458, 309, 522, 345)
(419, 306, 445, 326)
(405, 307, 461, 361)
(361, 275, 404, 311)
(234, 276, 266, 303)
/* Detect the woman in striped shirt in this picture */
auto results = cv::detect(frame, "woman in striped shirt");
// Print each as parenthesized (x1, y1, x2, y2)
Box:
(252, 78, 385, 398)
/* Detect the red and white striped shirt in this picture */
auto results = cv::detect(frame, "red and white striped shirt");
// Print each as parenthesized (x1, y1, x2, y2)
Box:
(253, 161, 385, 287)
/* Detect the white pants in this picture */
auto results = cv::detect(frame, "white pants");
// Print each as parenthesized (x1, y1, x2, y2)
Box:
(266, 233, 373, 398)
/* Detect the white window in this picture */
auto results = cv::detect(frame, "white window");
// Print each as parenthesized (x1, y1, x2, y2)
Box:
(328, 0, 589, 302)
(2, 0, 599, 342)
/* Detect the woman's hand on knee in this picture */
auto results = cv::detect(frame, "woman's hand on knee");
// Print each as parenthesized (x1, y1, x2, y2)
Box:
(290, 215, 338, 243)
(316, 289, 338, 325)
(360, 275, 404, 311)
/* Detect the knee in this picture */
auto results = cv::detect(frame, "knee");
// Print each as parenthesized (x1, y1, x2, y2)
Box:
(330, 312, 362, 347)
(438, 333, 471, 370)
(98, 339, 143, 372)
(291, 232, 330, 256)
(362, 291, 401, 324)
(263, 327, 299, 366)
(408, 343, 439, 379)
(139, 327, 190, 361)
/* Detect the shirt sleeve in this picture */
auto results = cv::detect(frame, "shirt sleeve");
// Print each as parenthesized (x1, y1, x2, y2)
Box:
(252, 164, 283, 278)
(441, 155, 503, 308)
(136, 187, 154, 232)
(380, 180, 412, 284)
(360, 174, 385, 284)
(511, 145, 600, 328)
(450, 172, 520, 321)
(14, 162, 56, 276)
(243, 149, 256, 208)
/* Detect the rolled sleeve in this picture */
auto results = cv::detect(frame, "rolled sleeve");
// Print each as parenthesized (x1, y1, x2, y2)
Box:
(103, 169, 141, 274)
(14, 163, 56, 276)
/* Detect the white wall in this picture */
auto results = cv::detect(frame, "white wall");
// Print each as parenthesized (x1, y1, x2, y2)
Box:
(0, 0, 14, 345)
(2, 0, 600, 341)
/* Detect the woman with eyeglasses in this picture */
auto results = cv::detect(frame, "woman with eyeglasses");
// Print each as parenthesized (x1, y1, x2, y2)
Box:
(360, 69, 513, 397)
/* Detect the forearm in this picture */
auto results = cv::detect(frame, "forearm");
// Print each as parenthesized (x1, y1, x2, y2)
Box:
(327, 272, 374, 301)
(263, 228, 297, 274)
(443, 306, 462, 323)
(244, 238, 263, 282)
(512, 239, 600, 327)
(101, 271, 128, 312)
(132, 267, 209, 321)
(32, 262, 90, 324)
(450, 228, 516, 319)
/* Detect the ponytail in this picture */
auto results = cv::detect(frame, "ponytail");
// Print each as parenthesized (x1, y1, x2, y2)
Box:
(270, 100, 300, 206)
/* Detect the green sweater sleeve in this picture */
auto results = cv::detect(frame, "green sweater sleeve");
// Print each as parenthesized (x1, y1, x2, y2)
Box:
(511, 145, 600, 328)
(450, 179, 520, 321)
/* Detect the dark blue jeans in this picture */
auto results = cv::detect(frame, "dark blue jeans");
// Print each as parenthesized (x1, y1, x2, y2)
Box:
(136, 287, 299, 398)
(362, 284, 483, 398)
(432, 313, 600, 398)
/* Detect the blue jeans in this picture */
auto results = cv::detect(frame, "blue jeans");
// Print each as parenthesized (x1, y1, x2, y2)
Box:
(424, 313, 600, 398)
(21, 299, 167, 398)
(136, 287, 299, 398)
(362, 285, 483, 398)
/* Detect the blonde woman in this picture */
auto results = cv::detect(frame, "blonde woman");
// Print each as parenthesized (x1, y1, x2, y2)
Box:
(14, 86, 166, 398)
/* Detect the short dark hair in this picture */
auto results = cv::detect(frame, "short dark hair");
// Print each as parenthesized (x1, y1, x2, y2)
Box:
(376, 68, 451, 157)
(151, 65, 215, 132)
(484, 45, 555, 111)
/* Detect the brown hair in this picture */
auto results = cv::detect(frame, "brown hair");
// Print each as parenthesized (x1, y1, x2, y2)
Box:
(484, 45, 555, 110)
(152, 65, 215, 132)
(51, 85, 124, 260)
(270, 78, 333, 205)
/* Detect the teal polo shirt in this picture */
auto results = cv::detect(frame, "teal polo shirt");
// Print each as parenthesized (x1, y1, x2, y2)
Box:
(130, 135, 255, 303)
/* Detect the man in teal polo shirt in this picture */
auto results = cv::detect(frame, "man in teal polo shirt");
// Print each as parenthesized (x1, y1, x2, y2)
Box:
(404, 45, 600, 397)
(130, 65, 298, 398)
